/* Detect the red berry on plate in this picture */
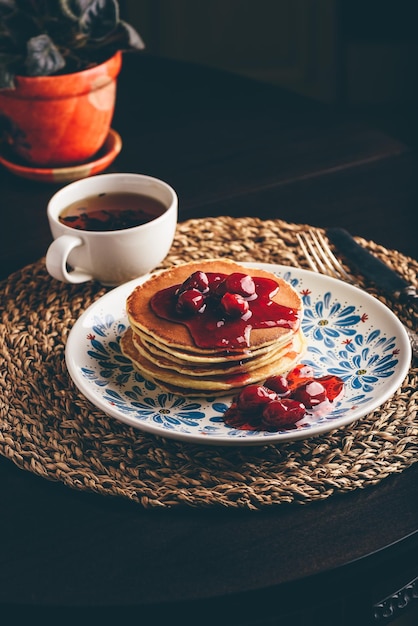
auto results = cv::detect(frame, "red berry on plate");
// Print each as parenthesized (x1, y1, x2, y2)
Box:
(221, 292, 250, 318)
(180, 271, 209, 293)
(264, 374, 290, 396)
(286, 364, 315, 390)
(236, 384, 277, 413)
(316, 375, 344, 402)
(223, 404, 259, 430)
(224, 273, 256, 298)
(212, 277, 228, 298)
(292, 380, 327, 408)
(176, 288, 205, 315)
(261, 398, 306, 430)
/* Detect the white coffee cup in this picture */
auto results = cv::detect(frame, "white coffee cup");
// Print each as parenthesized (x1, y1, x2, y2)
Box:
(46, 173, 178, 285)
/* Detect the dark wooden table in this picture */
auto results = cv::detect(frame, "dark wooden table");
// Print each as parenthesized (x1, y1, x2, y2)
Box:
(1, 53, 417, 626)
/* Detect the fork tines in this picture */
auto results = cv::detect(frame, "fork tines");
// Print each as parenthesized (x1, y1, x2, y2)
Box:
(296, 229, 352, 282)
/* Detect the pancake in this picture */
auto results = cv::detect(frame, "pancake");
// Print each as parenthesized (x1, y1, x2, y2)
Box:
(131, 327, 298, 377)
(126, 259, 301, 354)
(122, 259, 305, 396)
(121, 327, 306, 397)
(135, 328, 290, 366)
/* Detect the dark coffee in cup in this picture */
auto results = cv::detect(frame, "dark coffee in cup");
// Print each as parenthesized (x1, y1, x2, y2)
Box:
(58, 191, 167, 232)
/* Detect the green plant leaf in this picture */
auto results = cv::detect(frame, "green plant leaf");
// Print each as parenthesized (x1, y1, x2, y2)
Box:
(0, 65, 15, 89)
(117, 20, 145, 50)
(79, 0, 118, 39)
(0, 52, 21, 87)
(0, 0, 144, 84)
(25, 34, 66, 76)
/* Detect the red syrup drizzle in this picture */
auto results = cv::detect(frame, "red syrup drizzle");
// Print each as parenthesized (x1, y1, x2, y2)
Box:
(223, 364, 345, 432)
(150, 272, 300, 350)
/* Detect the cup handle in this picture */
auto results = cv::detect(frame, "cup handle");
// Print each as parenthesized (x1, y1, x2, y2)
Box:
(46, 235, 93, 284)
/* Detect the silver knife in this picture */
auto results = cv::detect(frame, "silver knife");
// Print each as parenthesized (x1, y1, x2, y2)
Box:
(326, 228, 418, 309)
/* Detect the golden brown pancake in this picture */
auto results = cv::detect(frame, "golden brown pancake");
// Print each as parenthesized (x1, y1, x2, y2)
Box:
(126, 259, 301, 353)
(121, 327, 306, 396)
(135, 330, 290, 366)
(122, 259, 305, 396)
(131, 327, 298, 376)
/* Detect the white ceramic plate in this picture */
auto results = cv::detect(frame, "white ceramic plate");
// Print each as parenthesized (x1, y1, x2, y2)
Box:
(65, 263, 412, 446)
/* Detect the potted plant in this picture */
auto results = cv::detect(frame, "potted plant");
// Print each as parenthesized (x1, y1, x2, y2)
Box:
(0, 0, 144, 167)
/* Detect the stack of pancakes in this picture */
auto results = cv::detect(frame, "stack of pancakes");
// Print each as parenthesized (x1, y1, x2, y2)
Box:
(121, 259, 306, 397)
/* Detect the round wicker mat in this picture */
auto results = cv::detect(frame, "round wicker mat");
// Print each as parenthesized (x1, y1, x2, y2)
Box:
(0, 217, 417, 510)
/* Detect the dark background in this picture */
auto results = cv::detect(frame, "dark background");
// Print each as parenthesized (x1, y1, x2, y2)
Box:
(122, 0, 418, 148)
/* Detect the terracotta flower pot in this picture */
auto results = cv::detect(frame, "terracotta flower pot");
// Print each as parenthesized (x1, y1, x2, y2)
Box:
(0, 51, 122, 167)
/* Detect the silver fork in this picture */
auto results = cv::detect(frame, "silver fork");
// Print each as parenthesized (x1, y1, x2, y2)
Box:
(296, 229, 418, 361)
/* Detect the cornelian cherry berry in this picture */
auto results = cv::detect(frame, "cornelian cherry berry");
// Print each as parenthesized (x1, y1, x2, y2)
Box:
(264, 374, 290, 396)
(222, 404, 258, 430)
(180, 271, 210, 294)
(316, 375, 344, 402)
(236, 384, 277, 413)
(292, 380, 327, 408)
(221, 292, 250, 318)
(224, 273, 256, 297)
(176, 288, 205, 315)
(286, 364, 315, 390)
(261, 398, 306, 429)
(223, 364, 344, 432)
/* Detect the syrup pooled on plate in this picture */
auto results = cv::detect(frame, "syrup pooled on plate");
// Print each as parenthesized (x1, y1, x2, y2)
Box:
(59, 191, 166, 232)
(223, 364, 344, 431)
(151, 270, 300, 349)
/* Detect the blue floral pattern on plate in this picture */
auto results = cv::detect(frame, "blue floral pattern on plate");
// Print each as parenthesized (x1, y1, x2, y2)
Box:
(65, 264, 411, 445)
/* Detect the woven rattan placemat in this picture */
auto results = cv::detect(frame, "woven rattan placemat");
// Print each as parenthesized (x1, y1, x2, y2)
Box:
(1, 217, 417, 509)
